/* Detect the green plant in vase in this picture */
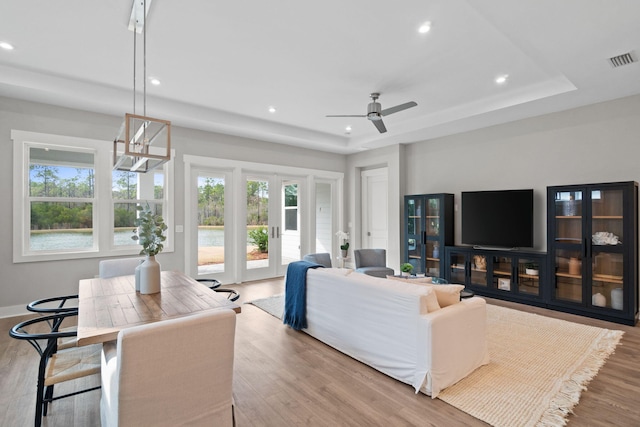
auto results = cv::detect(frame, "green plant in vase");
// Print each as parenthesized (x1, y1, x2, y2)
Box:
(131, 204, 167, 294)
(401, 262, 414, 276)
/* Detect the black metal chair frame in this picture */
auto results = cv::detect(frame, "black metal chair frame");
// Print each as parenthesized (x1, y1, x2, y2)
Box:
(9, 312, 101, 427)
(197, 279, 240, 302)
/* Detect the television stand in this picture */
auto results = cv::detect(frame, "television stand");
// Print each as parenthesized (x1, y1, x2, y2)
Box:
(445, 246, 547, 307)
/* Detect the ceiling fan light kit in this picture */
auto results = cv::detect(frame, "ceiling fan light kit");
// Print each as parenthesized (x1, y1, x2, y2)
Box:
(113, 0, 171, 173)
(327, 92, 417, 134)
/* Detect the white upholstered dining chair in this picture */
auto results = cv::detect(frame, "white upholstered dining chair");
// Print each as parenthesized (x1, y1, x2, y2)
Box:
(100, 309, 237, 427)
(98, 257, 144, 278)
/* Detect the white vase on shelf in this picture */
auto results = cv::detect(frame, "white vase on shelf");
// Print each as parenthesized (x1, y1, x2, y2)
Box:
(139, 255, 161, 294)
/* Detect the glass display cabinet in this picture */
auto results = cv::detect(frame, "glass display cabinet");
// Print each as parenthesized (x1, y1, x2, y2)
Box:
(404, 194, 453, 278)
(444, 246, 545, 303)
(547, 181, 638, 324)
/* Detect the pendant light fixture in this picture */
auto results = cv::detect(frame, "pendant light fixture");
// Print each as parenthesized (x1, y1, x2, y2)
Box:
(113, 0, 171, 173)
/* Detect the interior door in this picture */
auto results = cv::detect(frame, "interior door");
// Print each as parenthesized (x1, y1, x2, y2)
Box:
(361, 168, 388, 250)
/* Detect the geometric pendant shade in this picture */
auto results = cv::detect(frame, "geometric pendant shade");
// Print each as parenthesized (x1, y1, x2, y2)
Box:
(113, 113, 171, 173)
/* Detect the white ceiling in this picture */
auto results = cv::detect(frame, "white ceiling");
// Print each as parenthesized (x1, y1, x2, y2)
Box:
(1, 0, 639, 154)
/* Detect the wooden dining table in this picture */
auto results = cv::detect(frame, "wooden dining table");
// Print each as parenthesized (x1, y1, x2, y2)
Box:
(77, 270, 241, 346)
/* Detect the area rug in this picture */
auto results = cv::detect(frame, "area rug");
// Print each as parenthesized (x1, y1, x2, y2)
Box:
(246, 294, 284, 319)
(247, 294, 623, 427)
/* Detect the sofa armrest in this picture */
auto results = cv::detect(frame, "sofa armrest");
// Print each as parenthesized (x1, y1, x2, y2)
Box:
(421, 297, 489, 398)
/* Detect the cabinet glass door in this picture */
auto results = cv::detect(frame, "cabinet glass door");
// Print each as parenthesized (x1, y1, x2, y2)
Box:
(448, 252, 466, 284)
(554, 190, 583, 243)
(518, 257, 540, 296)
(406, 197, 424, 273)
(425, 240, 440, 277)
(426, 197, 440, 237)
(555, 249, 582, 303)
(590, 188, 625, 310)
(492, 256, 512, 292)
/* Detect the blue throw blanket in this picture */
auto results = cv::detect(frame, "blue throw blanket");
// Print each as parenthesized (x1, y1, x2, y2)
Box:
(283, 260, 324, 330)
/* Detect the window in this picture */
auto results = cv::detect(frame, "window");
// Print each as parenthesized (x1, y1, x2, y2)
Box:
(13, 130, 173, 262)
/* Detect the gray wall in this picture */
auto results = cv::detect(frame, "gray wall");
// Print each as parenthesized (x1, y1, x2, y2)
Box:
(403, 94, 640, 252)
(2, 94, 639, 315)
(0, 97, 345, 315)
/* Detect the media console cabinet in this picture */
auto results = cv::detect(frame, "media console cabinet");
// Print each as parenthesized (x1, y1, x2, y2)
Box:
(440, 181, 639, 325)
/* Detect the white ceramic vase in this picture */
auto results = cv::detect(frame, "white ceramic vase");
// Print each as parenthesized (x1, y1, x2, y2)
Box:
(611, 288, 624, 310)
(134, 259, 144, 292)
(139, 255, 161, 294)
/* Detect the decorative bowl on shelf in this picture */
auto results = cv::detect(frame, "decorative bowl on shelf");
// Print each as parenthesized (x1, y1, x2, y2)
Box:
(525, 268, 539, 276)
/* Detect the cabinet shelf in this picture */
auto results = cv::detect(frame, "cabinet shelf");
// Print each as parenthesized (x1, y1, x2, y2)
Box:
(593, 216, 623, 220)
(556, 272, 582, 280)
(593, 274, 623, 284)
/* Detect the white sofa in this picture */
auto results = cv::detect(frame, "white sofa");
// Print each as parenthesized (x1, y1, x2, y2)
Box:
(301, 269, 489, 398)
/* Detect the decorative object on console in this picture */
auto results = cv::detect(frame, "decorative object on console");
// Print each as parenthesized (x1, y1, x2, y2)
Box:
(569, 257, 581, 275)
(525, 262, 539, 276)
(592, 231, 621, 245)
(611, 288, 624, 310)
(592, 292, 606, 307)
(400, 263, 414, 276)
(132, 204, 167, 294)
(473, 255, 487, 271)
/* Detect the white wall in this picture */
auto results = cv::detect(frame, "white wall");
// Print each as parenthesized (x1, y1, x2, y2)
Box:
(403, 94, 640, 253)
(0, 96, 346, 316)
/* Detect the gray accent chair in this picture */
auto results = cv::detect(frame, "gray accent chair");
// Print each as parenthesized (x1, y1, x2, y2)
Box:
(354, 249, 395, 277)
(302, 253, 332, 268)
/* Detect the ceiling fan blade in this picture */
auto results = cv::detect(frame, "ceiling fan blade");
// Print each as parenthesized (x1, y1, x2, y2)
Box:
(380, 101, 417, 116)
(372, 119, 387, 133)
(326, 114, 366, 118)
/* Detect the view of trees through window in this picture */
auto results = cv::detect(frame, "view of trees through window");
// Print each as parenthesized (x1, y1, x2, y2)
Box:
(29, 155, 165, 251)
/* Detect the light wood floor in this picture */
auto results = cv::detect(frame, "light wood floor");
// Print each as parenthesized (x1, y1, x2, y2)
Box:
(2, 278, 639, 426)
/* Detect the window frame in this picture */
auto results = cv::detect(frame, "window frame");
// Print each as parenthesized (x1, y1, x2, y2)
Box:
(12, 130, 174, 263)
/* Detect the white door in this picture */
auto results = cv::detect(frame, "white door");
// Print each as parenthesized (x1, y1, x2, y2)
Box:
(361, 168, 388, 250)
(243, 174, 303, 281)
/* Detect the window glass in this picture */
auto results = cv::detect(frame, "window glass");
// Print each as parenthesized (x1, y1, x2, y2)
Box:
(28, 147, 95, 251)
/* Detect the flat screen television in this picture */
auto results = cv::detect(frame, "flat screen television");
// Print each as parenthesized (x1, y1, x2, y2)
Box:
(461, 189, 534, 248)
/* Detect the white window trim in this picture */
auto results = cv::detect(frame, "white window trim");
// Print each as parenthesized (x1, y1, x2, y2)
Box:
(12, 130, 174, 263)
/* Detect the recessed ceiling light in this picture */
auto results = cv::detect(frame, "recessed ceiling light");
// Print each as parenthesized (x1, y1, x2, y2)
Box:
(345, 126, 352, 134)
(268, 106, 276, 114)
(0, 41, 14, 50)
(495, 74, 509, 84)
(418, 22, 431, 34)
(149, 77, 161, 86)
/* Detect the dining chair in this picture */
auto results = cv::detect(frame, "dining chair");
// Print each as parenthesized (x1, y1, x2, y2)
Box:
(98, 257, 144, 278)
(302, 253, 333, 268)
(197, 279, 240, 301)
(354, 248, 395, 277)
(27, 294, 81, 350)
(9, 312, 102, 427)
(100, 309, 237, 426)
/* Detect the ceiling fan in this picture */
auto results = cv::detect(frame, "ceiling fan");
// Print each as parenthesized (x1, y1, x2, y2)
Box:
(326, 93, 417, 134)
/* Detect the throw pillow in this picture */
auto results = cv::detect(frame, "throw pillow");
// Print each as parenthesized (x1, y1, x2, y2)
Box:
(430, 284, 465, 307)
(421, 287, 441, 313)
(385, 275, 433, 284)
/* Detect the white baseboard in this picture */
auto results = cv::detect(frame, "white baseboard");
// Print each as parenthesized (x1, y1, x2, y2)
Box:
(0, 304, 31, 319)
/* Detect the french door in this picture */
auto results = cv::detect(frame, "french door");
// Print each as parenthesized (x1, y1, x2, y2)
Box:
(185, 155, 343, 284)
(243, 173, 302, 281)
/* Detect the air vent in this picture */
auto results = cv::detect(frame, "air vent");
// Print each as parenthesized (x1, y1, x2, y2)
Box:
(608, 52, 636, 68)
